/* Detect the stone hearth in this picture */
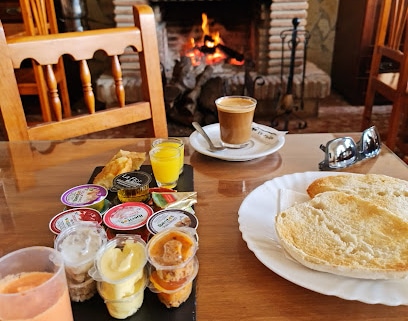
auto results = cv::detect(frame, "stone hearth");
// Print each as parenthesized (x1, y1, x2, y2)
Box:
(96, 0, 331, 117)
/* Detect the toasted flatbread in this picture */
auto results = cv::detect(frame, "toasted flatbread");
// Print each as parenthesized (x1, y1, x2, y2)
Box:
(306, 173, 408, 220)
(275, 191, 408, 279)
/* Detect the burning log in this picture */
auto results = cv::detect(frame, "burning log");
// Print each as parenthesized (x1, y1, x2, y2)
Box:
(164, 56, 196, 110)
(167, 65, 214, 126)
(199, 35, 244, 62)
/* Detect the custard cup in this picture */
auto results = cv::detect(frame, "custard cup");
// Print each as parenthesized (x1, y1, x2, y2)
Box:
(98, 273, 147, 319)
(89, 234, 147, 299)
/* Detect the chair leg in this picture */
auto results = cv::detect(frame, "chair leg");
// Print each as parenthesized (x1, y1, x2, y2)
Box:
(33, 64, 53, 122)
(386, 98, 404, 150)
(361, 81, 376, 131)
(57, 59, 71, 117)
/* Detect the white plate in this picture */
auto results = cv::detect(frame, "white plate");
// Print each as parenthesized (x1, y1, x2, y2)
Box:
(238, 171, 408, 306)
(189, 123, 285, 161)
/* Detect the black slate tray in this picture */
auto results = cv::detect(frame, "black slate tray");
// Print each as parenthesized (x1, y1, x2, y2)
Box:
(71, 164, 196, 321)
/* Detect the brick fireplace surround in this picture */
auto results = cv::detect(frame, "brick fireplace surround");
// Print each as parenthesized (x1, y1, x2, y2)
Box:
(96, 0, 330, 117)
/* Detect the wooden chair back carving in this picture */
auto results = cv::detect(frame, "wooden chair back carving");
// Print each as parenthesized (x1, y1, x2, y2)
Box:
(15, 0, 71, 122)
(0, 4, 168, 141)
(361, 0, 408, 150)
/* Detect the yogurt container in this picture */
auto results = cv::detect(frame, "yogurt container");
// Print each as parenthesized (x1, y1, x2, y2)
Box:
(89, 234, 147, 299)
(54, 221, 108, 301)
(49, 208, 103, 235)
(61, 184, 108, 212)
(112, 171, 151, 203)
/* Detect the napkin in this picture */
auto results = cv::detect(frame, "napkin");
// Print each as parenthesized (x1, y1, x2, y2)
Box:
(251, 123, 287, 145)
(278, 188, 310, 213)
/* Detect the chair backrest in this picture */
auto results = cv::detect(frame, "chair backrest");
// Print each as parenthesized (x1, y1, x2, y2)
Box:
(19, 0, 59, 36)
(361, 0, 408, 150)
(0, 4, 168, 141)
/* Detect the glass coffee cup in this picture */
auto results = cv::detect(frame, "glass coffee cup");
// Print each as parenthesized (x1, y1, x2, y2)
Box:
(215, 95, 257, 148)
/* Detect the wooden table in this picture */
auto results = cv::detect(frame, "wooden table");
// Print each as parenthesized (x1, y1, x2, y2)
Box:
(1, 133, 408, 320)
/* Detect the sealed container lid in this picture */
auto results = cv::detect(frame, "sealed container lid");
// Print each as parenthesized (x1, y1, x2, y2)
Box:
(146, 209, 198, 235)
(54, 221, 108, 267)
(103, 202, 154, 231)
(90, 234, 147, 284)
(61, 184, 108, 208)
(111, 171, 151, 192)
(146, 227, 198, 270)
(49, 208, 103, 235)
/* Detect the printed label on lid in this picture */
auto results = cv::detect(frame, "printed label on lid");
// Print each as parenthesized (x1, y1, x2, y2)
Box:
(146, 209, 198, 234)
(61, 184, 108, 207)
(49, 208, 103, 234)
(103, 202, 154, 230)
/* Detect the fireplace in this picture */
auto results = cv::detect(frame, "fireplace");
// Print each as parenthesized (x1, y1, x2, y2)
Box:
(97, 0, 330, 121)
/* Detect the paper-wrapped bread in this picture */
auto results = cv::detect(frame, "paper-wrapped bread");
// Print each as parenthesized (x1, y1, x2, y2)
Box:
(93, 150, 145, 189)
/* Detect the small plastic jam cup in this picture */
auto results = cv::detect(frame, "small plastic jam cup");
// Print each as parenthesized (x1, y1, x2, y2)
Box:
(49, 208, 103, 235)
(146, 209, 199, 235)
(111, 171, 151, 203)
(61, 184, 108, 212)
(103, 202, 153, 241)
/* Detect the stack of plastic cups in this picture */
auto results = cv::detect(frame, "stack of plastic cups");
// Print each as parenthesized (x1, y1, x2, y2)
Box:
(146, 227, 199, 308)
(54, 221, 108, 302)
(89, 234, 147, 319)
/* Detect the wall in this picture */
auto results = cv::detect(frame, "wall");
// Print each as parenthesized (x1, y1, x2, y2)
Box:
(307, 0, 339, 75)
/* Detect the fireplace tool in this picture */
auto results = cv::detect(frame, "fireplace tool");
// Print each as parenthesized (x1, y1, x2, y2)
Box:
(272, 17, 310, 131)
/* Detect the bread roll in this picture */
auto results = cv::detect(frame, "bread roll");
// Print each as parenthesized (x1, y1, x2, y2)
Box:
(275, 191, 408, 279)
(307, 173, 408, 220)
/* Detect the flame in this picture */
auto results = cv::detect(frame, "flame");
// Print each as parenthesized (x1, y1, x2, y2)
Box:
(185, 13, 246, 66)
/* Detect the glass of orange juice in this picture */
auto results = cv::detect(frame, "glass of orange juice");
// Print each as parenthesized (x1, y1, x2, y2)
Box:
(0, 246, 74, 321)
(152, 138, 184, 174)
(149, 146, 181, 189)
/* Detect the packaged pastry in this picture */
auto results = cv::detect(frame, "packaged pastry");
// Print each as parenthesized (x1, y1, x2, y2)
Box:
(93, 150, 146, 189)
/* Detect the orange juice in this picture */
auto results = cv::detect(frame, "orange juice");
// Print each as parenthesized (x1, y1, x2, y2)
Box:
(0, 271, 73, 321)
(152, 138, 184, 174)
(149, 146, 180, 189)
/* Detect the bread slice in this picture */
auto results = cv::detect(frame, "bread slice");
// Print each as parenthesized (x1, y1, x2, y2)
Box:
(275, 191, 408, 279)
(307, 173, 408, 221)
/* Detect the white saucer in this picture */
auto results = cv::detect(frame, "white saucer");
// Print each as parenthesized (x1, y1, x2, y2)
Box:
(189, 123, 286, 161)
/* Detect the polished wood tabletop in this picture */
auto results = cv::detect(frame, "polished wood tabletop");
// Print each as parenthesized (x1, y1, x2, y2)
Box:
(1, 133, 408, 320)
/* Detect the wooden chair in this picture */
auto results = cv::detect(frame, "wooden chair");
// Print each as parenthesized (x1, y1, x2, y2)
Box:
(14, 0, 71, 122)
(361, 0, 408, 150)
(0, 4, 168, 141)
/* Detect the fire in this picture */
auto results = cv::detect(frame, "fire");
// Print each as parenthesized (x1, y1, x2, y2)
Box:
(184, 13, 244, 67)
